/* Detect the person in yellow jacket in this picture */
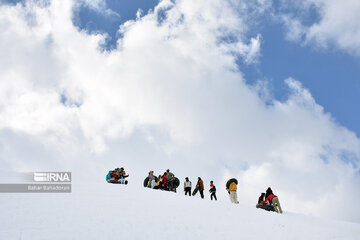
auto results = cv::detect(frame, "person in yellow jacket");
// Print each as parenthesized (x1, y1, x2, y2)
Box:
(227, 181, 239, 204)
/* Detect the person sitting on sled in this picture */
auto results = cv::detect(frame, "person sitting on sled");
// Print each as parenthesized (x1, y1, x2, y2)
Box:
(265, 187, 273, 199)
(150, 178, 157, 188)
(106, 170, 115, 182)
(116, 167, 129, 179)
(106, 170, 128, 184)
(154, 175, 163, 189)
(258, 192, 265, 204)
(256, 192, 274, 211)
(261, 192, 283, 214)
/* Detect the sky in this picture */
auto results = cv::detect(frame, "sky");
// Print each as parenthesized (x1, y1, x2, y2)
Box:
(0, 0, 360, 223)
(72, 0, 360, 135)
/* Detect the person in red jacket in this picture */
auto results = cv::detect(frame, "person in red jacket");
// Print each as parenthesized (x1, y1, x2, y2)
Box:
(209, 181, 217, 200)
(162, 172, 168, 190)
(262, 193, 283, 214)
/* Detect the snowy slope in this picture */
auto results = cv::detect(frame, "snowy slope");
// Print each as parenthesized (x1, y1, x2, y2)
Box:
(0, 175, 359, 240)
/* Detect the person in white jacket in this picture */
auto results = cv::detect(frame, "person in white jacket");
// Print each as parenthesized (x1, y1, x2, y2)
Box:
(150, 179, 156, 188)
(184, 177, 192, 196)
(147, 170, 155, 188)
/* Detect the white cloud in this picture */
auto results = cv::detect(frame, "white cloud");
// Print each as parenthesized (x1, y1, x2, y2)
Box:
(0, 0, 359, 223)
(76, 0, 120, 18)
(279, 0, 360, 56)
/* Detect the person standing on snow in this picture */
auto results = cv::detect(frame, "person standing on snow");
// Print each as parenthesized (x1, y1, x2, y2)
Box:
(209, 181, 217, 200)
(166, 169, 174, 179)
(166, 169, 175, 191)
(197, 177, 204, 199)
(261, 191, 283, 214)
(184, 177, 192, 196)
(147, 170, 155, 188)
(163, 172, 168, 190)
(227, 181, 239, 204)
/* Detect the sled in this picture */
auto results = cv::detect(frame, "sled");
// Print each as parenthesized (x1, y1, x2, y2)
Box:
(226, 178, 238, 189)
(108, 179, 128, 184)
(192, 186, 199, 196)
(168, 177, 180, 189)
(256, 203, 275, 212)
(143, 176, 159, 187)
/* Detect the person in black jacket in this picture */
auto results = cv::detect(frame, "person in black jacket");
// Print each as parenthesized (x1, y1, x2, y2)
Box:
(209, 181, 217, 200)
(258, 192, 265, 204)
(265, 187, 273, 199)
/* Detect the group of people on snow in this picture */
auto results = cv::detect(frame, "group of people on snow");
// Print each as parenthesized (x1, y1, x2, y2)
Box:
(183, 177, 217, 201)
(186, 178, 281, 214)
(106, 167, 129, 183)
(180, 174, 282, 214)
(147, 169, 177, 192)
(187, 177, 204, 199)
(108, 167, 282, 214)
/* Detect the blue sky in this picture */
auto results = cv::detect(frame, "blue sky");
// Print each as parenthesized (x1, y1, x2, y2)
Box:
(251, 19, 360, 134)
(70, 0, 360, 136)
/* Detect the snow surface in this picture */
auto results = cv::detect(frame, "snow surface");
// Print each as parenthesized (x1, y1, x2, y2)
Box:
(0, 174, 359, 240)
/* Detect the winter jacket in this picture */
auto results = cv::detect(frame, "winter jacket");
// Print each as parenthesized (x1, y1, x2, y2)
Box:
(163, 174, 168, 188)
(184, 180, 192, 188)
(262, 194, 277, 205)
(148, 171, 155, 181)
(198, 179, 204, 191)
(115, 168, 123, 177)
(157, 177, 163, 186)
(210, 184, 216, 193)
(258, 194, 265, 204)
(167, 171, 174, 180)
(151, 179, 156, 188)
(265, 187, 273, 199)
(229, 182, 237, 191)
